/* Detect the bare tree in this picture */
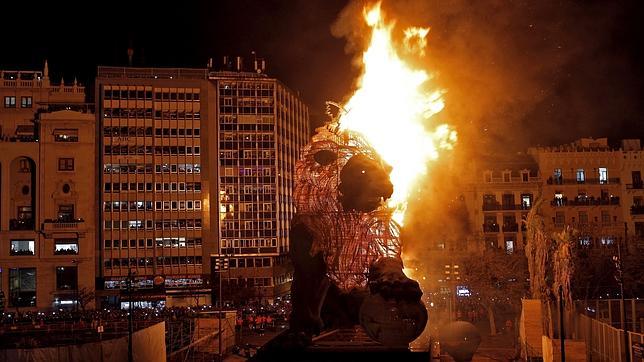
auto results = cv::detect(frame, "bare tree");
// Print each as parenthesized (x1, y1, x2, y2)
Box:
(462, 250, 528, 335)
(77, 287, 95, 312)
(523, 196, 549, 300)
(552, 226, 575, 338)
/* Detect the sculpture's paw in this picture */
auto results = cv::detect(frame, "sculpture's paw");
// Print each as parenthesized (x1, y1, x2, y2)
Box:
(367, 257, 422, 303)
(359, 293, 428, 347)
(360, 257, 428, 346)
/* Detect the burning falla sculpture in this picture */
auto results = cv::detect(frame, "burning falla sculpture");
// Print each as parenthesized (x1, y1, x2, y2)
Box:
(289, 115, 427, 347)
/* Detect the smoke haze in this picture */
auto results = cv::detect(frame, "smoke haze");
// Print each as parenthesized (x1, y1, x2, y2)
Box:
(330, 0, 644, 293)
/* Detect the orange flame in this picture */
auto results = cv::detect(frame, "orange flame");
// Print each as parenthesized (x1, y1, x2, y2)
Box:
(339, 2, 457, 225)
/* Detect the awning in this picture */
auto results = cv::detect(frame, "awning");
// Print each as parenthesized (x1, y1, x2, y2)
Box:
(15, 125, 35, 135)
(120, 294, 166, 301)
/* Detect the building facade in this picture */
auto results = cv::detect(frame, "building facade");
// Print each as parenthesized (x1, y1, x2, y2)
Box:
(528, 138, 625, 251)
(212, 68, 309, 304)
(95, 63, 308, 306)
(421, 138, 644, 303)
(0, 64, 95, 310)
(96, 67, 212, 307)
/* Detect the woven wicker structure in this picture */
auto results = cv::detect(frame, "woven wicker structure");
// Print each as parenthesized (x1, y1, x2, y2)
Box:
(293, 121, 401, 290)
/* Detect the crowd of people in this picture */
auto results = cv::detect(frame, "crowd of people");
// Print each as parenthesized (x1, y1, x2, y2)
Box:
(0, 306, 207, 329)
(235, 299, 290, 334)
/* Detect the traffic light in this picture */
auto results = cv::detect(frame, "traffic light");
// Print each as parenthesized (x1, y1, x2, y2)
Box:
(214, 257, 230, 271)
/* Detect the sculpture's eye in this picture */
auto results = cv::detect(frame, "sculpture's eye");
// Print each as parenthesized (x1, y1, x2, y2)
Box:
(313, 150, 337, 166)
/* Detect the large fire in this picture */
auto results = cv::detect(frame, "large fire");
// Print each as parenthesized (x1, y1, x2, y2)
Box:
(338, 2, 456, 225)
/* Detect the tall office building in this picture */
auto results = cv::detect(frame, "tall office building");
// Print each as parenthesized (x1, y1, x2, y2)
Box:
(0, 64, 95, 310)
(212, 60, 309, 303)
(96, 67, 211, 306)
(96, 60, 308, 306)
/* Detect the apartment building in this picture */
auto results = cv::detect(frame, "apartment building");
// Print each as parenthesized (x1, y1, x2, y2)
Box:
(0, 64, 95, 310)
(528, 138, 626, 250)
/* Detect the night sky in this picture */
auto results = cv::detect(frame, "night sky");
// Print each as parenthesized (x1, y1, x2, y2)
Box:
(2, 0, 643, 150)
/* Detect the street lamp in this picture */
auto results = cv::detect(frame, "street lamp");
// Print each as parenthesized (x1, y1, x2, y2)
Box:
(612, 238, 630, 362)
(71, 259, 81, 312)
(126, 268, 136, 362)
(214, 256, 229, 361)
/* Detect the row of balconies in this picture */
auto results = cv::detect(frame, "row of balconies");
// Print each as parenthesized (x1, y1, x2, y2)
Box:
(551, 196, 620, 207)
(482, 223, 526, 233)
(547, 177, 620, 185)
(8, 218, 84, 231)
(482, 203, 531, 211)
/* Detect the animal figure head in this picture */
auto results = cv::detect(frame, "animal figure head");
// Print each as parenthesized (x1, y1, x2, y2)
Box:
(295, 126, 393, 215)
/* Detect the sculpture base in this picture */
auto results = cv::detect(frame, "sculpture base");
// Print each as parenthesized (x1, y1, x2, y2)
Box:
(251, 326, 430, 362)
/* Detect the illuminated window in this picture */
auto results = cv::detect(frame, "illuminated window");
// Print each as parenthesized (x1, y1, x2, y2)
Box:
(576, 169, 585, 183)
(54, 239, 78, 255)
(521, 194, 532, 209)
(599, 167, 608, 184)
(20, 96, 32, 108)
(4, 96, 16, 108)
(11, 239, 35, 256)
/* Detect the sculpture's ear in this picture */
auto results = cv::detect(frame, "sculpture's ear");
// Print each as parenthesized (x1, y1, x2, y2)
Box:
(313, 150, 337, 166)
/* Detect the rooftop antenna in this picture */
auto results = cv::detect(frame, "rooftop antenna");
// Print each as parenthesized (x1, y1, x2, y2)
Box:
(127, 40, 134, 66)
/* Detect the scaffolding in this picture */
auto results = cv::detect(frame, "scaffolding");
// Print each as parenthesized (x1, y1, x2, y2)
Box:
(167, 311, 236, 362)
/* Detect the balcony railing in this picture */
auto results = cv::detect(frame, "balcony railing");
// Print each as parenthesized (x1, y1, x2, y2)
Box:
(43, 218, 85, 231)
(551, 197, 620, 207)
(9, 219, 34, 231)
(483, 224, 500, 233)
(631, 205, 644, 215)
(547, 177, 620, 185)
(483, 203, 531, 211)
(626, 182, 643, 189)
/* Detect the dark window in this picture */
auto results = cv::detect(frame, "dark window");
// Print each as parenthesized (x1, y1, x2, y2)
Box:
(9, 268, 36, 307)
(17, 206, 33, 221)
(58, 158, 75, 171)
(56, 266, 78, 290)
(57, 204, 74, 221)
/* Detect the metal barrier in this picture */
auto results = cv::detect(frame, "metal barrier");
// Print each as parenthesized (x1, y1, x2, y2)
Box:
(577, 313, 644, 361)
